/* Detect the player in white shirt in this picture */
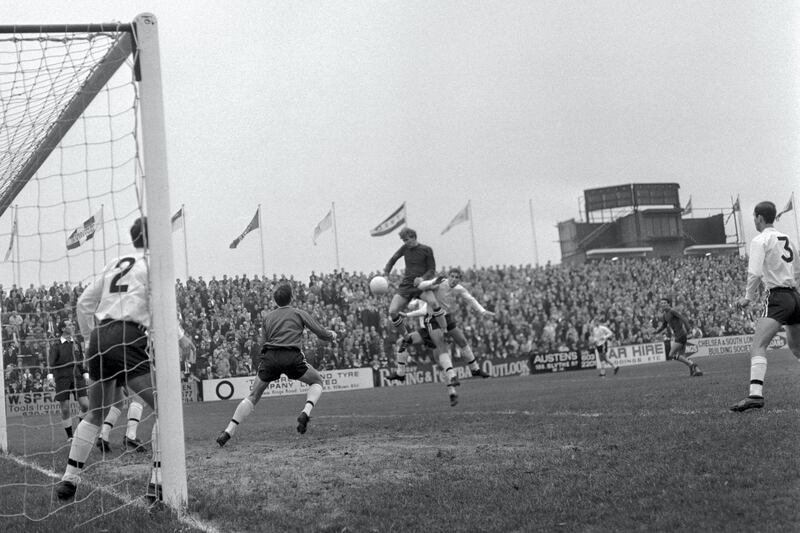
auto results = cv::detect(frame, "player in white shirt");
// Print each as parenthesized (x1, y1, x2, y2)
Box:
(591, 321, 619, 377)
(731, 201, 800, 412)
(387, 268, 494, 405)
(56, 217, 163, 502)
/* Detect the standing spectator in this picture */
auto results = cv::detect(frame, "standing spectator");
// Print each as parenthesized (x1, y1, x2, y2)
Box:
(47, 319, 89, 441)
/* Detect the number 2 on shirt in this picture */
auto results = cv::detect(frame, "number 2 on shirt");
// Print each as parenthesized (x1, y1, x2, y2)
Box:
(109, 257, 136, 293)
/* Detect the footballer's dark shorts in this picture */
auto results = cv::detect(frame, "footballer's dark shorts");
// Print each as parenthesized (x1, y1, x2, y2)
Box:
(54, 372, 88, 402)
(595, 342, 608, 356)
(672, 334, 688, 345)
(424, 313, 457, 332)
(86, 320, 150, 385)
(765, 287, 800, 325)
(395, 279, 422, 300)
(258, 346, 310, 382)
(415, 328, 439, 350)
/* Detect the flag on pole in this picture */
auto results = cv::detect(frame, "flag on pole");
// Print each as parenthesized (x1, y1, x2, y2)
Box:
(313, 210, 333, 245)
(66, 208, 103, 250)
(725, 196, 740, 223)
(441, 202, 470, 235)
(682, 197, 692, 216)
(3, 213, 16, 262)
(776, 196, 793, 221)
(370, 202, 406, 237)
(229, 208, 260, 249)
(171, 207, 184, 232)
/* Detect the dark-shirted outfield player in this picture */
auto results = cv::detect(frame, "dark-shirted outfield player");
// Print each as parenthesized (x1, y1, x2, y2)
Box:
(216, 282, 336, 447)
(731, 201, 800, 412)
(653, 297, 703, 377)
(383, 228, 448, 333)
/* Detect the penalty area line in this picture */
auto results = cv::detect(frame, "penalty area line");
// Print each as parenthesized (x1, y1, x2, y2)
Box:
(1, 452, 222, 533)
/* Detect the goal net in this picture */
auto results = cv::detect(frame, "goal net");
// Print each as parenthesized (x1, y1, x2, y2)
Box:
(0, 14, 187, 522)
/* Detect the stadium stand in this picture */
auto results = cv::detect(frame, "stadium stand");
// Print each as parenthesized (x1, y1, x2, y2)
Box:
(3, 255, 757, 393)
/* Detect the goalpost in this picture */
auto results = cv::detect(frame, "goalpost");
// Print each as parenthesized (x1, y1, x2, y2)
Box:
(0, 13, 187, 512)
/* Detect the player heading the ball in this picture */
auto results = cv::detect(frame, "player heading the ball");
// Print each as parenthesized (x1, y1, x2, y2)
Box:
(383, 228, 448, 333)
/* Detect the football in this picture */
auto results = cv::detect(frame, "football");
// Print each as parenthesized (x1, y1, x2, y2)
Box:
(369, 275, 389, 295)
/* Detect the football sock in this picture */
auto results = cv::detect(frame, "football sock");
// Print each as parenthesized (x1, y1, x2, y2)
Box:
(63, 417, 73, 438)
(432, 307, 447, 329)
(748, 355, 767, 398)
(101, 406, 121, 441)
(226, 397, 254, 436)
(391, 315, 404, 330)
(462, 345, 477, 368)
(63, 420, 100, 484)
(395, 351, 409, 377)
(437, 352, 456, 381)
(303, 383, 323, 416)
(126, 401, 143, 440)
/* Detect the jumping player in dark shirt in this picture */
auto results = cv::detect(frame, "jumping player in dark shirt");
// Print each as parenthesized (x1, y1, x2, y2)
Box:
(216, 282, 336, 447)
(653, 297, 702, 377)
(383, 227, 448, 333)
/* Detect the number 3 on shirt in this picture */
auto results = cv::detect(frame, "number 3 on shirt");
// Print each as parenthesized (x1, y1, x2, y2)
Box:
(778, 236, 794, 263)
(110, 257, 136, 293)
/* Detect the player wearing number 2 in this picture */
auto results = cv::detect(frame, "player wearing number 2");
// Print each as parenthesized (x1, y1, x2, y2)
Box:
(56, 217, 164, 502)
(731, 201, 800, 412)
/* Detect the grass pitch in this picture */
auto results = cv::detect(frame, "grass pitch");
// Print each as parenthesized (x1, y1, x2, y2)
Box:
(3, 350, 800, 532)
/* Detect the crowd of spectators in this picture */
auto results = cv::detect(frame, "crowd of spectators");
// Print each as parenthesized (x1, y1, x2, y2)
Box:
(3, 254, 756, 393)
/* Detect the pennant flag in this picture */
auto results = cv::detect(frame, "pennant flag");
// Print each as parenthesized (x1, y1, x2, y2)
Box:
(682, 198, 692, 216)
(370, 202, 406, 237)
(230, 208, 260, 249)
(66, 208, 103, 250)
(171, 207, 184, 232)
(313, 210, 332, 245)
(3, 213, 16, 262)
(725, 196, 740, 224)
(776, 196, 793, 221)
(441, 202, 470, 235)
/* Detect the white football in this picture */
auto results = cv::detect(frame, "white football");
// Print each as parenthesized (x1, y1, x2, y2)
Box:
(369, 276, 389, 295)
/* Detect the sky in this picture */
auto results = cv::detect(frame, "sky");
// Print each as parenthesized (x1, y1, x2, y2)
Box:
(1, 1, 799, 284)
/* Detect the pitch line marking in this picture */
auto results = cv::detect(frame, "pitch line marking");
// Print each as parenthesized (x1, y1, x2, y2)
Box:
(1, 452, 223, 533)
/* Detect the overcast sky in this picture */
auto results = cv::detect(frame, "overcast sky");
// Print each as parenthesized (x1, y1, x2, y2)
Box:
(2, 1, 798, 284)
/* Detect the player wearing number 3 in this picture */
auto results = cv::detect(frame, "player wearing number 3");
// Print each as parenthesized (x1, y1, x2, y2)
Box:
(731, 201, 800, 412)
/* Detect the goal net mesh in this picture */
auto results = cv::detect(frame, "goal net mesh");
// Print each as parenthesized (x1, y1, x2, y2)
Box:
(0, 25, 162, 522)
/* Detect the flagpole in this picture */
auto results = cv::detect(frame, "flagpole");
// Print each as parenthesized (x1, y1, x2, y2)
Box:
(468, 200, 477, 268)
(13, 206, 20, 287)
(730, 195, 740, 252)
(10, 206, 17, 286)
(331, 202, 340, 270)
(258, 204, 265, 278)
(529, 199, 539, 267)
(736, 195, 745, 256)
(181, 204, 189, 279)
(791, 191, 799, 246)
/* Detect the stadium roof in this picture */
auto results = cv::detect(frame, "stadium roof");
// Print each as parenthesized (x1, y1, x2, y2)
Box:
(585, 247, 653, 260)
(683, 244, 741, 256)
